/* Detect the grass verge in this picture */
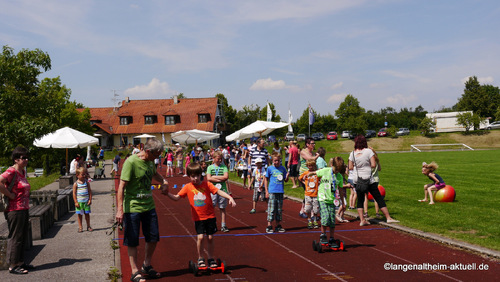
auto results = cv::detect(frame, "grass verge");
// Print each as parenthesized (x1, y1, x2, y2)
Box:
(229, 149, 500, 251)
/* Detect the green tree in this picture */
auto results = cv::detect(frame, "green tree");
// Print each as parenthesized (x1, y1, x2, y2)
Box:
(0, 46, 51, 155)
(456, 112, 481, 132)
(455, 76, 500, 118)
(0, 46, 93, 163)
(419, 117, 436, 136)
(234, 104, 260, 131)
(334, 94, 366, 135)
(259, 103, 281, 122)
(215, 93, 236, 132)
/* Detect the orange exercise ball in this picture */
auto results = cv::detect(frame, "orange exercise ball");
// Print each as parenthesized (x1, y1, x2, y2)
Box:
(368, 185, 386, 202)
(434, 185, 456, 202)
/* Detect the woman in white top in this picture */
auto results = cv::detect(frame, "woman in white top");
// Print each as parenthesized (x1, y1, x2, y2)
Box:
(348, 135, 399, 226)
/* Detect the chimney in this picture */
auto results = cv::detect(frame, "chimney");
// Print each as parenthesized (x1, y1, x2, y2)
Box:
(173, 95, 178, 104)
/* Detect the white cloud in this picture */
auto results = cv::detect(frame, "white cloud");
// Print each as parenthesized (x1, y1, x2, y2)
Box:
(250, 78, 287, 90)
(369, 83, 386, 88)
(327, 93, 347, 103)
(124, 78, 175, 98)
(230, 0, 366, 22)
(383, 70, 432, 83)
(330, 82, 343, 90)
(460, 76, 494, 85)
(385, 94, 417, 105)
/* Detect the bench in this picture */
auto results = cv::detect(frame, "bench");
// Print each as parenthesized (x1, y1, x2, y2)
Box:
(0, 219, 33, 270)
(29, 204, 53, 240)
(58, 187, 75, 211)
(30, 190, 69, 221)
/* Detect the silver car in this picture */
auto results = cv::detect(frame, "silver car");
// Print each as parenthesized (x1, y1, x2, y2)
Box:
(396, 128, 410, 136)
(487, 121, 500, 130)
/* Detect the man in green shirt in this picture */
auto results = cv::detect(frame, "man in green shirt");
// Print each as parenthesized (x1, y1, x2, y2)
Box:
(115, 138, 169, 282)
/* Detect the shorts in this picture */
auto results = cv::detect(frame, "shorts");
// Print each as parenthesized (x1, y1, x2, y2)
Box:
(123, 208, 160, 247)
(167, 161, 173, 167)
(211, 193, 228, 209)
(177, 160, 183, 167)
(319, 201, 336, 228)
(267, 193, 284, 222)
(431, 182, 446, 190)
(253, 186, 266, 202)
(75, 202, 91, 214)
(289, 164, 299, 177)
(304, 196, 319, 215)
(195, 217, 218, 235)
(112, 163, 118, 171)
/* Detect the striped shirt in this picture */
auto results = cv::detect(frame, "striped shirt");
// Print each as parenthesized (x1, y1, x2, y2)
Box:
(76, 181, 90, 203)
(249, 147, 269, 171)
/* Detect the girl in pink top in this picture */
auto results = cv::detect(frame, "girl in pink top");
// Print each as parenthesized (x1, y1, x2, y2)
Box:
(184, 153, 191, 177)
(166, 149, 174, 177)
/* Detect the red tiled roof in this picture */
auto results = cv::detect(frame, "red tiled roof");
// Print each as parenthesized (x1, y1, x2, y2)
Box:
(82, 97, 218, 135)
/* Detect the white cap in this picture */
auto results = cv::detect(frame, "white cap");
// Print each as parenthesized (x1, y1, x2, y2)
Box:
(175, 143, 180, 146)
(197, 147, 202, 151)
(255, 157, 263, 163)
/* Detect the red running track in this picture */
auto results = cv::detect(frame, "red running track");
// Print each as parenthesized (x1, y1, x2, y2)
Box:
(115, 174, 499, 281)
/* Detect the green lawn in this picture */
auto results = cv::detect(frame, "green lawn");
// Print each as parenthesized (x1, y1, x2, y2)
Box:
(230, 149, 500, 251)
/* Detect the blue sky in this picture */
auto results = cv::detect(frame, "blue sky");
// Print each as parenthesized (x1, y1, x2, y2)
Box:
(2, 0, 499, 122)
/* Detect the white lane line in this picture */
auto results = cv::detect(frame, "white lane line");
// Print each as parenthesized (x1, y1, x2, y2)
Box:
(228, 213, 348, 282)
(336, 233, 463, 282)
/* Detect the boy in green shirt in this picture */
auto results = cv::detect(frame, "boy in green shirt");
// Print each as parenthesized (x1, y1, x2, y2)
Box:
(207, 151, 230, 232)
(308, 157, 345, 247)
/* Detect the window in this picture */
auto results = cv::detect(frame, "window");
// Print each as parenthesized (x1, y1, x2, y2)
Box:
(145, 115, 157, 124)
(120, 116, 132, 125)
(164, 115, 176, 125)
(198, 114, 210, 123)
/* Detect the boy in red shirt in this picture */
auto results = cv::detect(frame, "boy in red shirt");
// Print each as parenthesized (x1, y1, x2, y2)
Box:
(166, 163, 236, 269)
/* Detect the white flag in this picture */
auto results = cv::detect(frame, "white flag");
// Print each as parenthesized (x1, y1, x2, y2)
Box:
(266, 103, 272, 121)
(288, 110, 293, 132)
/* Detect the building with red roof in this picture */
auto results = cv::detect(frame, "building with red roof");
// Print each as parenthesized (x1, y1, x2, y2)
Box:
(83, 96, 221, 148)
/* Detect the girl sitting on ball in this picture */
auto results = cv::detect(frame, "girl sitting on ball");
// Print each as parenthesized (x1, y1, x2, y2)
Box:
(419, 161, 446, 205)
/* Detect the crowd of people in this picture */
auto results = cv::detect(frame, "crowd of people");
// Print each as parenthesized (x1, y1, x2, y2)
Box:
(0, 135, 402, 281)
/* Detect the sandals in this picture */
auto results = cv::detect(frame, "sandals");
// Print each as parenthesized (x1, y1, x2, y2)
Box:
(78, 228, 83, 233)
(141, 264, 161, 278)
(87, 226, 93, 232)
(9, 265, 28, 275)
(130, 271, 145, 282)
(197, 258, 206, 267)
(208, 258, 218, 269)
(418, 199, 427, 202)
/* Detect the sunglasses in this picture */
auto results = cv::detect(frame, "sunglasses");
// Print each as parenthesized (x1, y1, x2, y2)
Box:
(20, 156, 29, 160)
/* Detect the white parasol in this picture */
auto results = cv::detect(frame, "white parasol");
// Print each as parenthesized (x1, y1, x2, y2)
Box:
(226, 120, 289, 142)
(33, 127, 99, 174)
(171, 129, 220, 145)
(134, 133, 156, 139)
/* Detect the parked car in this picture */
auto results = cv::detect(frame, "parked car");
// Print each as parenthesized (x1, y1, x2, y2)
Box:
(296, 134, 307, 141)
(378, 128, 389, 137)
(341, 131, 351, 138)
(396, 128, 410, 136)
(327, 131, 338, 140)
(487, 121, 500, 130)
(365, 130, 377, 138)
(268, 135, 276, 143)
(311, 133, 321, 141)
(318, 133, 324, 140)
(285, 132, 295, 141)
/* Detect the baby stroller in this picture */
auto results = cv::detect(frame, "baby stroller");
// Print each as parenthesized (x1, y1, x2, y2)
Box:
(94, 159, 106, 179)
